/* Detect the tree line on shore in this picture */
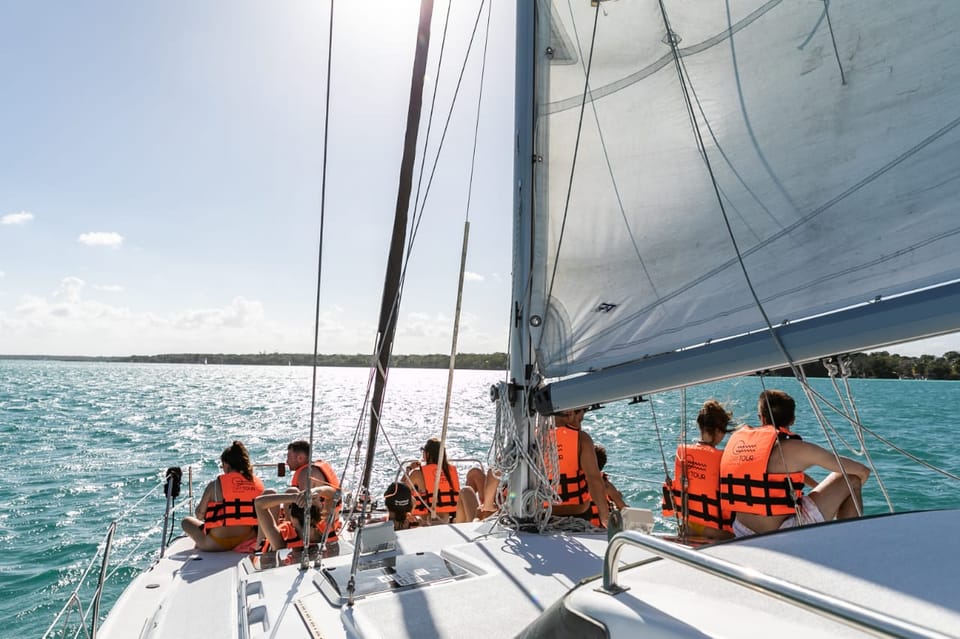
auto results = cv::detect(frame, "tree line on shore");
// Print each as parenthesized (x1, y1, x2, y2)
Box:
(3, 350, 960, 379)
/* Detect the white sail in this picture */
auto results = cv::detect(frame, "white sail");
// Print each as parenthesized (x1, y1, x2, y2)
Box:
(528, 0, 960, 406)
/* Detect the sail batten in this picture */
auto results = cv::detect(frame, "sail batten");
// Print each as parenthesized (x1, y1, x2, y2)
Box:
(529, 0, 960, 384)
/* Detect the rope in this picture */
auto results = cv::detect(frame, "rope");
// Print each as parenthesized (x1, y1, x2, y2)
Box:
(344, 1, 490, 505)
(301, 0, 338, 553)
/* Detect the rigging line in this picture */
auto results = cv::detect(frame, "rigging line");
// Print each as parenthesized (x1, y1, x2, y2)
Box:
(463, 0, 493, 223)
(821, 0, 846, 85)
(367, 0, 487, 391)
(353, 2, 487, 493)
(407, 0, 488, 249)
(302, 0, 337, 551)
(855, 422, 960, 482)
(825, 363, 895, 512)
(790, 367, 864, 517)
(408, 0, 453, 250)
(541, 1, 602, 356)
(562, 0, 659, 297)
(433, 6, 492, 495)
(659, 0, 804, 383)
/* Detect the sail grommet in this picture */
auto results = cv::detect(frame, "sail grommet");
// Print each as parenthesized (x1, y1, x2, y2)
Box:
(529, 315, 542, 327)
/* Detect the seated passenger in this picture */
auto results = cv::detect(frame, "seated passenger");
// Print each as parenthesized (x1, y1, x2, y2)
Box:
(384, 481, 416, 530)
(588, 444, 628, 527)
(467, 466, 503, 519)
(548, 407, 608, 527)
(181, 440, 265, 551)
(720, 389, 870, 537)
(662, 400, 735, 540)
(406, 437, 477, 523)
(254, 485, 338, 552)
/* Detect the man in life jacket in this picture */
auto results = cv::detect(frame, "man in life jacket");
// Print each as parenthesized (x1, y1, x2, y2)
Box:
(662, 400, 734, 540)
(181, 440, 265, 551)
(406, 437, 478, 523)
(286, 440, 340, 495)
(720, 389, 870, 537)
(549, 407, 609, 527)
(283, 440, 342, 540)
(255, 485, 339, 555)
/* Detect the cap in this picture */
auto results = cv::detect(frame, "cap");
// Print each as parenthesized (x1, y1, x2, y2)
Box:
(384, 482, 412, 514)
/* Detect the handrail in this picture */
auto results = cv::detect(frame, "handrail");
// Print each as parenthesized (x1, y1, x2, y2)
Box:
(603, 531, 951, 639)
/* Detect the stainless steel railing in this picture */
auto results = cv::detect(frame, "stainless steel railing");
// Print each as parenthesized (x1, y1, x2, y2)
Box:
(603, 531, 951, 639)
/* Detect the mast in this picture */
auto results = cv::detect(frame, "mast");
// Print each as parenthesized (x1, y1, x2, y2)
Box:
(361, 0, 435, 492)
(506, 0, 537, 519)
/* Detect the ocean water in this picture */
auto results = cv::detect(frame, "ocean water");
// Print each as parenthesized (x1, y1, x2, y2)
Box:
(2, 360, 957, 637)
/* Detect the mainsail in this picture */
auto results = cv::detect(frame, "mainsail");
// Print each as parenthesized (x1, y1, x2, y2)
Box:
(522, 1, 960, 411)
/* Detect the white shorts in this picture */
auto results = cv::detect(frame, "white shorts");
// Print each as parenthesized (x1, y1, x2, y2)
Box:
(732, 495, 825, 537)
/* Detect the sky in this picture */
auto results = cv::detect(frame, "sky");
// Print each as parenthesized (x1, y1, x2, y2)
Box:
(0, 1, 517, 357)
(0, 1, 956, 359)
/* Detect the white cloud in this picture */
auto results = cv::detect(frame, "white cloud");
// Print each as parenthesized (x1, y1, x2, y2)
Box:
(77, 231, 123, 248)
(53, 276, 86, 304)
(464, 271, 484, 282)
(0, 282, 302, 356)
(0, 270, 5, 279)
(93, 284, 124, 293)
(1, 211, 34, 225)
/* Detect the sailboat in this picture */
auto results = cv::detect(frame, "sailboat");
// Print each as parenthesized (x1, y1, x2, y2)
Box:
(47, 1, 960, 637)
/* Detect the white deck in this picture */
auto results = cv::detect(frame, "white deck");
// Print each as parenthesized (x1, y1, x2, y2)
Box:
(97, 510, 960, 638)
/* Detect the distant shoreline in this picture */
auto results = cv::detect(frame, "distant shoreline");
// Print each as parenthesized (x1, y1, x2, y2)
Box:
(0, 352, 509, 370)
(1, 350, 957, 379)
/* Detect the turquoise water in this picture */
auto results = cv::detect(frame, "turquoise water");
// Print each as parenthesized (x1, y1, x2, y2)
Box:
(2, 360, 957, 637)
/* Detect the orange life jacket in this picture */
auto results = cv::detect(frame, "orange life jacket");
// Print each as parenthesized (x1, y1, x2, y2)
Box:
(203, 472, 264, 531)
(551, 425, 589, 506)
(588, 473, 616, 527)
(412, 463, 460, 516)
(661, 443, 732, 532)
(719, 425, 805, 516)
(291, 459, 342, 539)
(291, 459, 340, 490)
(261, 520, 304, 553)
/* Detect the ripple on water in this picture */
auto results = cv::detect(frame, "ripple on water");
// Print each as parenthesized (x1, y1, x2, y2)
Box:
(2, 361, 958, 638)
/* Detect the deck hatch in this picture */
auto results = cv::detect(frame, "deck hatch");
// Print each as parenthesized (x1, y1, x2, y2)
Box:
(317, 551, 471, 603)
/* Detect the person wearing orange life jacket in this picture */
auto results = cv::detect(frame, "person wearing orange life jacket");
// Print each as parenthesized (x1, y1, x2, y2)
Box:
(282, 440, 342, 539)
(662, 400, 734, 540)
(588, 444, 627, 527)
(548, 407, 609, 527)
(181, 440, 265, 551)
(407, 437, 478, 523)
(254, 485, 339, 555)
(720, 389, 870, 537)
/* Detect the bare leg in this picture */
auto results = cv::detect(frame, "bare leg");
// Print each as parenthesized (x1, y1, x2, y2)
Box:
(479, 468, 501, 518)
(181, 517, 220, 551)
(455, 486, 479, 523)
(808, 473, 863, 521)
(466, 467, 485, 496)
(836, 475, 863, 519)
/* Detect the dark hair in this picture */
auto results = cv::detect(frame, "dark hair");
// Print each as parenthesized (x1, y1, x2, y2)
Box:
(594, 444, 607, 470)
(758, 390, 795, 427)
(422, 437, 454, 488)
(221, 441, 254, 481)
(289, 502, 322, 527)
(697, 400, 732, 435)
(384, 482, 412, 516)
(287, 440, 310, 456)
